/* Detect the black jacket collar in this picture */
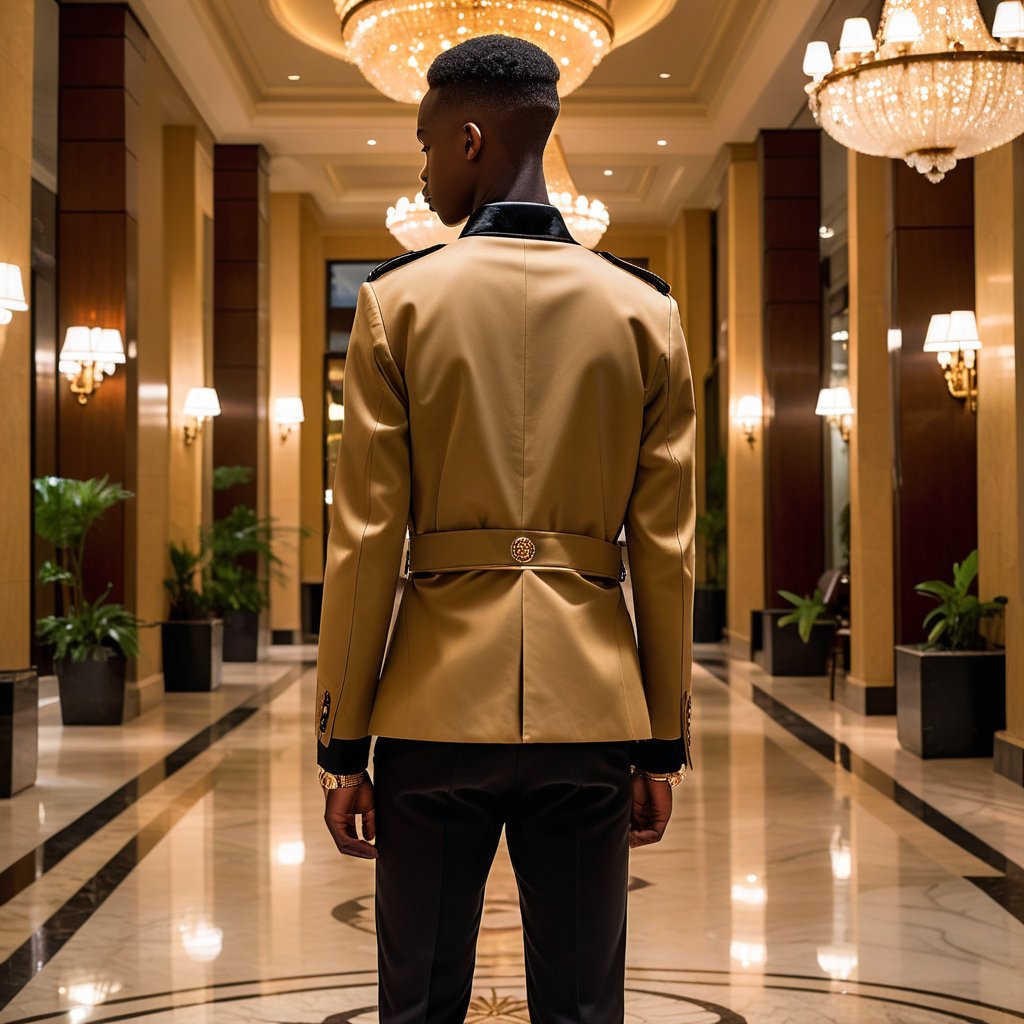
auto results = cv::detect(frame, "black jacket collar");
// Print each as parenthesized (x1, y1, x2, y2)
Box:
(459, 202, 578, 244)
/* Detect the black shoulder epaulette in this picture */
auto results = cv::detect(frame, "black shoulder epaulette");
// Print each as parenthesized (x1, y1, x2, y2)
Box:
(596, 251, 671, 294)
(366, 243, 446, 282)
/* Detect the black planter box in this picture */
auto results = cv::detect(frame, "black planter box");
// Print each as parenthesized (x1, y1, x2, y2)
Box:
(56, 654, 126, 725)
(223, 609, 259, 663)
(694, 588, 726, 642)
(758, 609, 836, 676)
(162, 619, 223, 692)
(1, 669, 38, 797)
(896, 644, 1006, 758)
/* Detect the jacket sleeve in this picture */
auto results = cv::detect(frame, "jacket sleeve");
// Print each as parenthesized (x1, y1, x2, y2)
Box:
(624, 295, 697, 774)
(314, 282, 410, 773)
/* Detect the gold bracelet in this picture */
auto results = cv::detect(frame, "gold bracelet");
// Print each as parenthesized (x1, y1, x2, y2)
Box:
(316, 766, 368, 790)
(630, 765, 685, 788)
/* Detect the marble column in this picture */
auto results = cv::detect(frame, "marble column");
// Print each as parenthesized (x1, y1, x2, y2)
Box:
(888, 162, 977, 645)
(0, 0, 37, 794)
(757, 130, 824, 602)
(975, 140, 1024, 787)
(724, 145, 766, 654)
(268, 193, 304, 643)
(842, 152, 896, 714)
(57, 3, 144, 609)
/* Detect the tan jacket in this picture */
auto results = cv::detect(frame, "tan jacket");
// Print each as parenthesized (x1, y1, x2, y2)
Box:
(315, 202, 696, 767)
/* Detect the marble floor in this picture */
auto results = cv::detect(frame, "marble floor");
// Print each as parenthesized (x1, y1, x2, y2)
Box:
(1, 649, 1023, 1024)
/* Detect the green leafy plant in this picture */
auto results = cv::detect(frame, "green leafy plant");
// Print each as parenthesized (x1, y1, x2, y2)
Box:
(164, 541, 211, 621)
(777, 588, 833, 643)
(915, 549, 1007, 651)
(204, 466, 282, 616)
(696, 454, 727, 589)
(33, 475, 140, 662)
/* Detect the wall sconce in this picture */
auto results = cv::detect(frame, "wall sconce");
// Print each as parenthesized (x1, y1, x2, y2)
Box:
(815, 386, 854, 443)
(183, 387, 221, 446)
(58, 326, 126, 405)
(327, 401, 344, 423)
(735, 394, 763, 448)
(274, 396, 305, 443)
(924, 310, 980, 413)
(0, 263, 28, 324)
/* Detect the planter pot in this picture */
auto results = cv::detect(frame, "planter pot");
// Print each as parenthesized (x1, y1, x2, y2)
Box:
(162, 619, 223, 692)
(895, 644, 1006, 758)
(1, 669, 38, 797)
(223, 609, 259, 663)
(758, 609, 836, 676)
(694, 588, 726, 643)
(56, 654, 126, 725)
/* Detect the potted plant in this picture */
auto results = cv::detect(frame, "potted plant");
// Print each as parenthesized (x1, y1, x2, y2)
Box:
(694, 454, 727, 642)
(161, 540, 223, 691)
(205, 466, 281, 662)
(757, 588, 837, 676)
(896, 549, 1007, 759)
(33, 476, 140, 725)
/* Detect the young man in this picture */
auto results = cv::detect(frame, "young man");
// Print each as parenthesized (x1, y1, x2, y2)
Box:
(315, 34, 696, 1023)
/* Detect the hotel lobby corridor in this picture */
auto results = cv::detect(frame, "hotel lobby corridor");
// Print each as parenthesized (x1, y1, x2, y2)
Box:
(2, 646, 1023, 1023)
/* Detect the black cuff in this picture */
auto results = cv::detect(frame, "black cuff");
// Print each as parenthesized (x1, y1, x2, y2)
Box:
(317, 735, 372, 774)
(629, 737, 686, 773)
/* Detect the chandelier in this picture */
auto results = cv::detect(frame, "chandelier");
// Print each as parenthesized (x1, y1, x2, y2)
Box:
(333, 0, 614, 104)
(802, 0, 1024, 182)
(385, 134, 609, 250)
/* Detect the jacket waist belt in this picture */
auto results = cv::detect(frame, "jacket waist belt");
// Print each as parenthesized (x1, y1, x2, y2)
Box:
(409, 529, 625, 582)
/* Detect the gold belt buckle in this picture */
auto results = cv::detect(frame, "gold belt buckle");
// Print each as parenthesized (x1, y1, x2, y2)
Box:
(510, 536, 536, 563)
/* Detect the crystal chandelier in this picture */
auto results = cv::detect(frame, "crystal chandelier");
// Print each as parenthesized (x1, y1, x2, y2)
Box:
(334, 0, 614, 104)
(385, 134, 609, 250)
(802, 0, 1024, 182)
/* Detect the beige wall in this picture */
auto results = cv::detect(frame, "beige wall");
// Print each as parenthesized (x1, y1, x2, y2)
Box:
(724, 146, 765, 649)
(269, 193, 304, 634)
(0, 0, 33, 668)
(134, 44, 214, 682)
(847, 152, 895, 690)
(975, 141, 1024, 753)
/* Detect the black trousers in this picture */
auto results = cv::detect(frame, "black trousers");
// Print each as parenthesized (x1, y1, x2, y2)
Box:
(372, 736, 634, 1024)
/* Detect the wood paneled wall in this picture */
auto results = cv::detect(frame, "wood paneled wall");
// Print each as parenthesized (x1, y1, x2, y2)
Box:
(888, 161, 978, 644)
(758, 130, 825, 602)
(57, 3, 145, 606)
(213, 144, 269, 520)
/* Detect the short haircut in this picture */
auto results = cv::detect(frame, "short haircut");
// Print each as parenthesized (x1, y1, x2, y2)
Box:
(426, 35, 560, 152)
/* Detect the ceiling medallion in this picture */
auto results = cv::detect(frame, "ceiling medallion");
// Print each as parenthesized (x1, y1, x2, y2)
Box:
(802, 0, 1024, 182)
(333, 0, 614, 104)
(385, 133, 610, 250)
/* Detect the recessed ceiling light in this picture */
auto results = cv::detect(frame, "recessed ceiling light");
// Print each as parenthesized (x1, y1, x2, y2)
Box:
(659, 72, 671, 79)
(603, 168, 613, 176)
(367, 139, 378, 146)
(287, 74, 301, 81)
(656, 139, 668, 147)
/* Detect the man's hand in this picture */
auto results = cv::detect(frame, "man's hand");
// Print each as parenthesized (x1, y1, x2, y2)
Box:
(629, 774, 672, 848)
(324, 778, 378, 859)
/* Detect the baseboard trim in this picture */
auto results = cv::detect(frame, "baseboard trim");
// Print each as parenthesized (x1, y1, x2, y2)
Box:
(994, 731, 1024, 787)
(835, 673, 896, 715)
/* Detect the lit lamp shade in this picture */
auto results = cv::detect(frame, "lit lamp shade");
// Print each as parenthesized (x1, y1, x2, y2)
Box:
(883, 9, 922, 45)
(327, 402, 345, 422)
(946, 309, 982, 351)
(0, 262, 28, 321)
(274, 396, 305, 425)
(838, 17, 874, 53)
(815, 386, 854, 416)
(183, 387, 222, 419)
(923, 313, 953, 353)
(59, 326, 125, 376)
(994, 1, 1024, 39)
(802, 41, 834, 78)
(735, 394, 763, 421)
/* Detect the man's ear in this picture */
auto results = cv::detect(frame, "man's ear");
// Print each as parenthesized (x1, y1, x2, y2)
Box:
(463, 122, 483, 160)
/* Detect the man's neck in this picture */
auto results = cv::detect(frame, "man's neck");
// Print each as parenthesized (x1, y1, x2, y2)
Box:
(475, 161, 549, 209)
